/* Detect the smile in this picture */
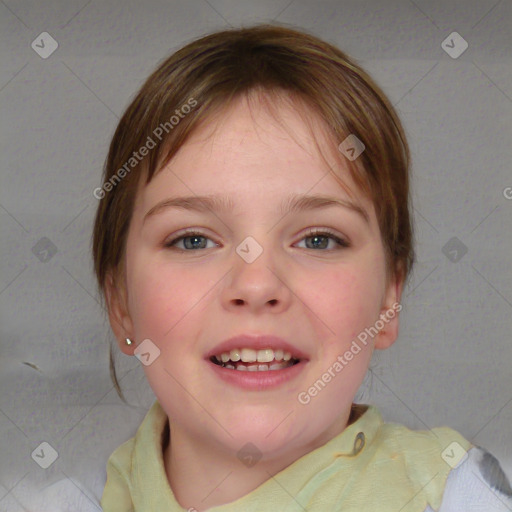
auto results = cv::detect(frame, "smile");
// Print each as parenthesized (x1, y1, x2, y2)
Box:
(207, 350, 307, 391)
(210, 347, 300, 371)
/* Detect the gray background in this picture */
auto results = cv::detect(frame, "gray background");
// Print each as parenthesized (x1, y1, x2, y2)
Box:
(1, 0, 511, 510)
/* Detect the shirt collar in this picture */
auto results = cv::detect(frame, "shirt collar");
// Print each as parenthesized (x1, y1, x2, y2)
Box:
(131, 399, 383, 509)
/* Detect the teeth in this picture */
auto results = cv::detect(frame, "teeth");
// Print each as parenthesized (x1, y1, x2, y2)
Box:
(214, 347, 298, 364)
(233, 360, 294, 371)
(240, 348, 257, 362)
(257, 349, 273, 362)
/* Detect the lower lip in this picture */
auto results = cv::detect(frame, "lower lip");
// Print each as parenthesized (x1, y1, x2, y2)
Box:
(207, 359, 308, 390)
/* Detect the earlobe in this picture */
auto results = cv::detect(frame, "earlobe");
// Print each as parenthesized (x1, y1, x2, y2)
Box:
(104, 272, 135, 355)
(374, 270, 404, 350)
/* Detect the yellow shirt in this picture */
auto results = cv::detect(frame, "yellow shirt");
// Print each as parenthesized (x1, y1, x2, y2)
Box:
(101, 399, 473, 511)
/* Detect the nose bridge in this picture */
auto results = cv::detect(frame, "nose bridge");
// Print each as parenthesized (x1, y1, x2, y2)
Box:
(233, 233, 275, 284)
(224, 233, 289, 309)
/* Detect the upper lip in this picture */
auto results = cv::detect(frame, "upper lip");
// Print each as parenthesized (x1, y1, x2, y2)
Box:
(206, 334, 309, 361)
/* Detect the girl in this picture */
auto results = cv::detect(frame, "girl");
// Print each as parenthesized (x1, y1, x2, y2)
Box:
(93, 24, 512, 511)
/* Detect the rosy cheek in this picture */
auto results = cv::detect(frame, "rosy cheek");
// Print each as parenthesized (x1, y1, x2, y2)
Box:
(127, 265, 170, 336)
(133, 266, 204, 340)
(328, 272, 379, 337)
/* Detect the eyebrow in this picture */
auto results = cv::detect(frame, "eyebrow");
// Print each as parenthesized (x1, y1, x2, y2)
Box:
(143, 193, 369, 224)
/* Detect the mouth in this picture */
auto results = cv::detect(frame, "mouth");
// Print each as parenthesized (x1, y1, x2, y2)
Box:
(205, 334, 309, 389)
(209, 348, 301, 371)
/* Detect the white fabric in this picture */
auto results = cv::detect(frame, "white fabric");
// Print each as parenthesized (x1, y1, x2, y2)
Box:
(424, 447, 512, 512)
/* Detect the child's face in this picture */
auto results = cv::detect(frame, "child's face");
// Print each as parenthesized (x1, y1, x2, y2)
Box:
(110, 93, 401, 460)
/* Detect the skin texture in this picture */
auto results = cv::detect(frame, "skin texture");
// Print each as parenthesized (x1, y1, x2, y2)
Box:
(105, 92, 403, 510)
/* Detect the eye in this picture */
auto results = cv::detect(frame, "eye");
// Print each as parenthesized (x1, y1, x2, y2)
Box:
(164, 231, 217, 251)
(295, 228, 350, 250)
(164, 228, 350, 251)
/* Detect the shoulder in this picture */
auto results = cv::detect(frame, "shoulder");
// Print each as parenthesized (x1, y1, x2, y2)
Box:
(377, 418, 471, 451)
(101, 401, 167, 511)
(104, 400, 165, 478)
(105, 436, 136, 474)
(375, 416, 473, 470)
(101, 437, 136, 511)
(366, 411, 510, 510)
(370, 415, 512, 511)
(433, 446, 512, 512)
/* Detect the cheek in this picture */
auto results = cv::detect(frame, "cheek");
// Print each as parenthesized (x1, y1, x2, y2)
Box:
(311, 265, 384, 343)
(127, 254, 208, 344)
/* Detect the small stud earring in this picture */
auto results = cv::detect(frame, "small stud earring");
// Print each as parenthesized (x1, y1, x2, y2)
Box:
(125, 338, 133, 346)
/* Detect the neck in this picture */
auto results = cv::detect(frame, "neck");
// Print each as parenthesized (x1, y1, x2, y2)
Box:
(163, 406, 354, 511)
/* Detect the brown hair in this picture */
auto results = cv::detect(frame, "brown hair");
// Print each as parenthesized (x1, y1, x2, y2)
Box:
(91, 23, 414, 401)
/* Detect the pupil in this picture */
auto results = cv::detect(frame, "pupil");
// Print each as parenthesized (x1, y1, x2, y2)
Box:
(308, 235, 327, 249)
(185, 236, 205, 249)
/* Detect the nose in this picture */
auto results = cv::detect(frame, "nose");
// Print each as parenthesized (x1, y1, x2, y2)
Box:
(221, 237, 292, 313)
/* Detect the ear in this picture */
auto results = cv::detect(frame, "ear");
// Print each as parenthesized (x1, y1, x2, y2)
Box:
(104, 271, 135, 355)
(374, 268, 404, 350)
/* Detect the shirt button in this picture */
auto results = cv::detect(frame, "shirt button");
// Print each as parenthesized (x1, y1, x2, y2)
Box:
(352, 432, 365, 455)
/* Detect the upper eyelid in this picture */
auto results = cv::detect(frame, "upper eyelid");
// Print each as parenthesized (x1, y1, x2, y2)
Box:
(168, 227, 345, 238)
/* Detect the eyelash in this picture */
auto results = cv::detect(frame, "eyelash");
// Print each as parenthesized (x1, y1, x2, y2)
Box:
(164, 228, 350, 251)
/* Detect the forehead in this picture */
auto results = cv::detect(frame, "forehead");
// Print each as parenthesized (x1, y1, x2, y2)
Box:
(134, 92, 373, 218)
(171, 92, 345, 180)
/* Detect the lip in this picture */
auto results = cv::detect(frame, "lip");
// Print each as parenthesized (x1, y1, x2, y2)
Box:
(205, 334, 310, 361)
(206, 358, 308, 391)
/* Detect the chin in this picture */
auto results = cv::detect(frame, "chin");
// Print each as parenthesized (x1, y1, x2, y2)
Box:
(223, 417, 302, 451)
